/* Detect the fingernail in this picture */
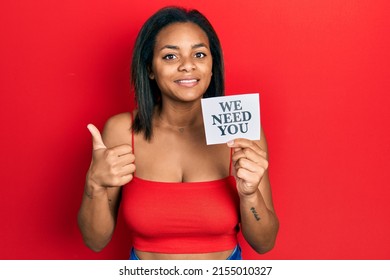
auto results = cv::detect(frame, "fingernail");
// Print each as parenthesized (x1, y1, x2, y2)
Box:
(227, 140, 234, 146)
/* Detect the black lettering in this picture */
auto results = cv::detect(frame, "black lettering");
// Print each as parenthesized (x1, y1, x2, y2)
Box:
(218, 100, 243, 112)
(239, 122, 249, 133)
(227, 124, 238, 135)
(219, 101, 233, 112)
(217, 125, 228, 136)
(242, 111, 252, 121)
(232, 100, 242, 111)
(223, 112, 233, 123)
(212, 114, 223, 125)
(232, 112, 242, 122)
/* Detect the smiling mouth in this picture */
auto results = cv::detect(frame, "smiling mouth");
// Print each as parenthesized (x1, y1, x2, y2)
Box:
(175, 79, 199, 85)
(175, 79, 199, 88)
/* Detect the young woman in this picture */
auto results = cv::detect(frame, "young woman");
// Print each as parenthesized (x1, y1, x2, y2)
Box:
(78, 6, 279, 260)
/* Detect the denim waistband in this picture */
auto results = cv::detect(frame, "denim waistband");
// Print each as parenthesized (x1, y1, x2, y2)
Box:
(129, 247, 140, 260)
(226, 244, 242, 260)
(129, 245, 242, 260)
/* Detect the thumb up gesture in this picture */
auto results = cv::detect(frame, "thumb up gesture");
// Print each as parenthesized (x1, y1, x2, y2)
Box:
(87, 124, 135, 188)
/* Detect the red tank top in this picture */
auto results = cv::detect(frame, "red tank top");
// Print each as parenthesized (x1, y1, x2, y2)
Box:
(122, 176, 240, 253)
(121, 116, 240, 254)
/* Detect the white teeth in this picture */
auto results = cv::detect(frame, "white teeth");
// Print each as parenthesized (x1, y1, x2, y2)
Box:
(177, 79, 197, 84)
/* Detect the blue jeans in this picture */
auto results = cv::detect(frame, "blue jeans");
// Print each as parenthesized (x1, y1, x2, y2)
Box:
(129, 245, 242, 260)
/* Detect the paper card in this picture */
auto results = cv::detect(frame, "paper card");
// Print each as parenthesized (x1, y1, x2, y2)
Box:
(201, 93, 260, 145)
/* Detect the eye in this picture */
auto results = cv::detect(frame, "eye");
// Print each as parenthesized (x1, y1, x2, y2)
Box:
(162, 54, 177, 60)
(194, 52, 206, 58)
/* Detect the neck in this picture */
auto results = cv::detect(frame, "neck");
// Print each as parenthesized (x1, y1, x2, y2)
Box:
(156, 101, 203, 129)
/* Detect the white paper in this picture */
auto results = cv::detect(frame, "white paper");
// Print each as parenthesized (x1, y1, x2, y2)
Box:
(201, 93, 260, 145)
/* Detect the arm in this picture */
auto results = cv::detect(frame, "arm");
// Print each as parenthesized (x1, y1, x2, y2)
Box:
(77, 114, 135, 252)
(78, 174, 121, 252)
(228, 129, 279, 254)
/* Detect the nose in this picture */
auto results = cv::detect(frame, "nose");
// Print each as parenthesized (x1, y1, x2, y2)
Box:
(178, 57, 196, 72)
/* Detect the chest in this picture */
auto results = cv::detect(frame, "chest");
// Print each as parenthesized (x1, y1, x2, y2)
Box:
(133, 130, 231, 182)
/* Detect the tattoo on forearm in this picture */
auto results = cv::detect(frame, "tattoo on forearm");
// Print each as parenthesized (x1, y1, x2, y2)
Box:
(250, 207, 261, 221)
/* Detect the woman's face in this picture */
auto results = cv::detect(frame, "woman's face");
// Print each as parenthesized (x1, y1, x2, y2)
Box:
(150, 22, 213, 104)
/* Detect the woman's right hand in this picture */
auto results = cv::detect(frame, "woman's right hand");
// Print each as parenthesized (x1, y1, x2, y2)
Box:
(87, 124, 135, 189)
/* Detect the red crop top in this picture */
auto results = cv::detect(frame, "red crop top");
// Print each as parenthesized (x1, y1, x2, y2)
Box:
(121, 118, 240, 254)
(122, 176, 240, 254)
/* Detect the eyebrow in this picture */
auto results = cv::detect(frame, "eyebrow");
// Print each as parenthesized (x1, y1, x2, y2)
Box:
(159, 43, 209, 51)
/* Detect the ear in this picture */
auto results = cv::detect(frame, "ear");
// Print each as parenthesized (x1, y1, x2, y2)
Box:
(147, 66, 155, 80)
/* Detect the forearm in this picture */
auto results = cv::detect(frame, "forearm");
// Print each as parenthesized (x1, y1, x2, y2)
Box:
(77, 179, 116, 252)
(239, 189, 279, 254)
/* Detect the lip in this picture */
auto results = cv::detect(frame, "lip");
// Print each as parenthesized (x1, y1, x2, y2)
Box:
(174, 78, 200, 87)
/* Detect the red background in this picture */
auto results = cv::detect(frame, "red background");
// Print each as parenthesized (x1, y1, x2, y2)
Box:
(1, 0, 389, 259)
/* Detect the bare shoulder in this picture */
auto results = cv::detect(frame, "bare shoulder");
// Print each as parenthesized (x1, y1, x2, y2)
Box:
(102, 112, 133, 148)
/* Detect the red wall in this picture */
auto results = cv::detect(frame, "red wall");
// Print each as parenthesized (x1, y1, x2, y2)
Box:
(1, 0, 389, 259)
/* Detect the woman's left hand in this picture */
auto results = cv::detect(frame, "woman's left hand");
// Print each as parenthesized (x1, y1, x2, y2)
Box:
(227, 138, 269, 197)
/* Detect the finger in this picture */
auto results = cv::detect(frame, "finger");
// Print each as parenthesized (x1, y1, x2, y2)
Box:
(232, 147, 266, 164)
(231, 148, 245, 164)
(235, 157, 268, 174)
(107, 164, 136, 186)
(87, 124, 107, 150)
(229, 139, 267, 159)
(227, 138, 254, 148)
(228, 138, 257, 148)
(236, 168, 261, 188)
(118, 174, 134, 186)
(109, 173, 134, 187)
(115, 153, 135, 167)
(110, 144, 133, 157)
(118, 163, 136, 176)
(228, 138, 263, 152)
